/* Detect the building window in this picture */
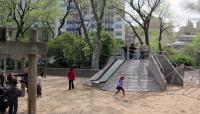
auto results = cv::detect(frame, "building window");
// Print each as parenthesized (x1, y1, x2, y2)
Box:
(66, 20, 79, 24)
(116, 17, 122, 21)
(105, 28, 114, 32)
(115, 31, 122, 36)
(115, 24, 122, 29)
(104, 17, 113, 24)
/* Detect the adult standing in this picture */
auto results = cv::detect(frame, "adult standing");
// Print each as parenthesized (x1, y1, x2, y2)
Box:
(7, 79, 21, 114)
(0, 71, 4, 87)
(139, 42, 146, 60)
(67, 68, 75, 90)
(0, 84, 8, 114)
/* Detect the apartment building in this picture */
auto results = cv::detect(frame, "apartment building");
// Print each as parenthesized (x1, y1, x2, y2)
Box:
(55, 0, 125, 40)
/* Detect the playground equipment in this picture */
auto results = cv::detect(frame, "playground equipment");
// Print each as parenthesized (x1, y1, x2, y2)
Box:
(0, 27, 47, 114)
(86, 49, 184, 92)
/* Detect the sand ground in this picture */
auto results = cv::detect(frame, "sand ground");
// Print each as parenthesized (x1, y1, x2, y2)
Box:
(16, 76, 200, 114)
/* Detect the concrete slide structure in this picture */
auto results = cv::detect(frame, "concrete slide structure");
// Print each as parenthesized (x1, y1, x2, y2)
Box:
(87, 54, 177, 92)
(155, 54, 183, 86)
(102, 60, 163, 91)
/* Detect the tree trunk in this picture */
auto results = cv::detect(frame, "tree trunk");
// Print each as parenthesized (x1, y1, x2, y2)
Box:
(91, 23, 101, 69)
(144, 29, 149, 46)
(91, 42, 100, 69)
(73, 0, 92, 50)
(15, 28, 21, 40)
(58, 23, 63, 36)
(15, 23, 24, 40)
(158, 32, 162, 53)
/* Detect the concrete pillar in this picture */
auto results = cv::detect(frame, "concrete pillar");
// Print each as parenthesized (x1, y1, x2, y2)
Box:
(44, 55, 47, 78)
(28, 29, 38, 114)
(28, 54, 37, 114)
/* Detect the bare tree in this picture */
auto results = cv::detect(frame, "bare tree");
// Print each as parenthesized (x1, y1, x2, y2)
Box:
(90, 0, 107, 69)
(187, 0, 200, 12)
(158, 9, 173, 52)
(114, 0, 163, 46)
(57, 0, 74, 36)
(74, 0, 113, 69)
(7, 0, 55, 40)
(73, 0, 92, 50)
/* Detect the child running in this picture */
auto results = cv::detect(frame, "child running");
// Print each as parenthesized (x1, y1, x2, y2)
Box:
(115, 76, 125, 96)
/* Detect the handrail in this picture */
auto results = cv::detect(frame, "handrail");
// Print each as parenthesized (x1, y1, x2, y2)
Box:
(151, 50, 183, 73)
(128, 53, 150, 60)
(184, 66, 200, 70)
(153, 54, 164, 74)
(101, 56, 111, 69)
(149, 55, 167, 90)
(162, 52, 183, 74)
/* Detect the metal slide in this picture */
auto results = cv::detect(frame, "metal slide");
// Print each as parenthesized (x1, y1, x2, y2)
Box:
(92, 59, 125, 84)
(89, 57, 116, 81)
(83, 56, 116, 86)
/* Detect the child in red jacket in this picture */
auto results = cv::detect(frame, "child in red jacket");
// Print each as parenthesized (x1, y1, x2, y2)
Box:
(67, 68, 75, 90)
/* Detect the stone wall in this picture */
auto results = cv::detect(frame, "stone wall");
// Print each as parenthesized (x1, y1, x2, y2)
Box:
(46, 68, 99, 77)
(6, 68, 99, 78)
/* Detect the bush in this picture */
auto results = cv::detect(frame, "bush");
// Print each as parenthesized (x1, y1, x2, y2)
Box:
(48, 33, 91, 68)
(171, 54, 196, 66)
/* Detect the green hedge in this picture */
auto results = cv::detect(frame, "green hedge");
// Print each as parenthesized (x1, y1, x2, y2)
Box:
(171, 54, 196, 66)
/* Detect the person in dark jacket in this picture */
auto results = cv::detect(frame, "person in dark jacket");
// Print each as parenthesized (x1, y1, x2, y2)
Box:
(67, 68, 75, 90)
(0, 72, 4, 87)
(139, 42, 146, 60)
(0, 85, 8, 114)
(7, 79, 21, 114)
(39, 68, 44, 78)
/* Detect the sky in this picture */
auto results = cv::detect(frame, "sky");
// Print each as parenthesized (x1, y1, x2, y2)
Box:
(125, 0, 200, 31)
(168, 0, 200, 27)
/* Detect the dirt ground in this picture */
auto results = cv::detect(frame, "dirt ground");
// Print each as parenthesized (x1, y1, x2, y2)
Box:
(16, 76, 200, 114)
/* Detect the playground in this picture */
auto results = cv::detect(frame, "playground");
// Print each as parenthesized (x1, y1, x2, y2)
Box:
(1, 1, 200, 113)
(17, 71, 200, 114)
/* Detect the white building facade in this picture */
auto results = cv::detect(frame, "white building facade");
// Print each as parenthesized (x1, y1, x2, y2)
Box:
(55, 0, 125, 40)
